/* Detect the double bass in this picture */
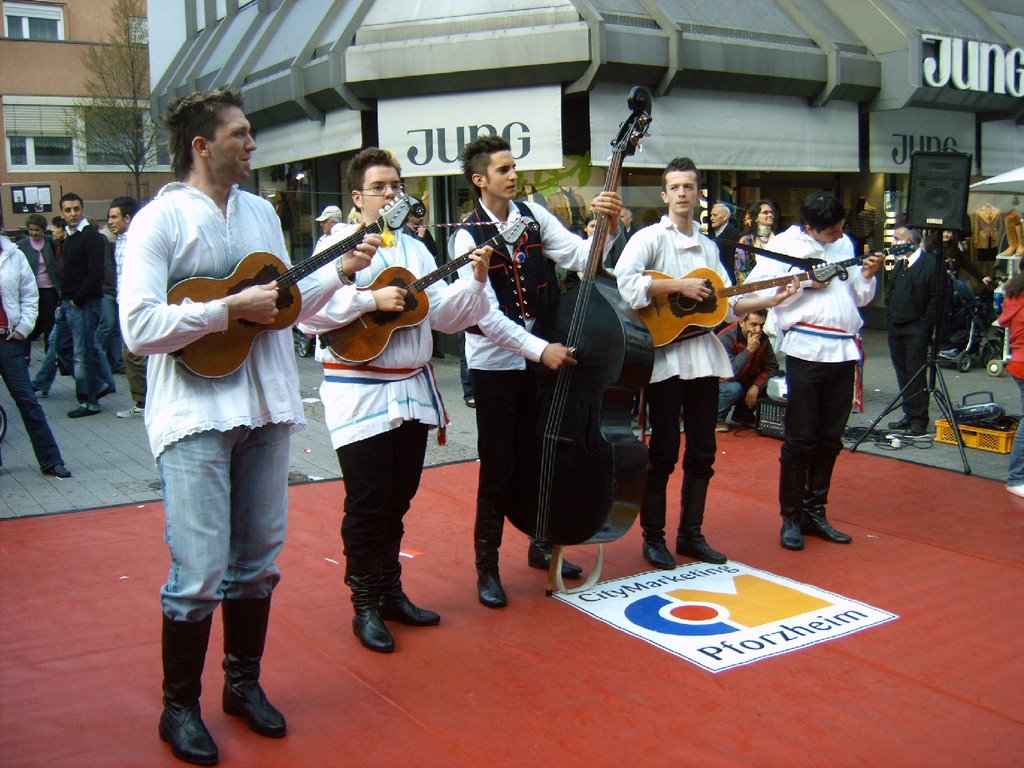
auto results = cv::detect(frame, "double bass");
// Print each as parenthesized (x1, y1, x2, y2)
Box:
(506, 87, 654, 571)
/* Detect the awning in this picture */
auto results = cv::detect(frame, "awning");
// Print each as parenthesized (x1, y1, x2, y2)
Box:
(377, 86, 563, 177)
(970, 166, 1024, 194)
(868, 107, 975, 174)
(250, 109, 362, 170)
(589, 84, 859, 172)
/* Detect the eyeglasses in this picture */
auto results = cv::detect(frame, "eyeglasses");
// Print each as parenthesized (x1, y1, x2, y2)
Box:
(358, 183, 404, 196)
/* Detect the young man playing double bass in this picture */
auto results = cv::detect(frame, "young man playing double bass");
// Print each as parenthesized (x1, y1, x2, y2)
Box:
(298, 148, 491, 653)
(615, 157, 795, 570)
(453, 135, 624, 608)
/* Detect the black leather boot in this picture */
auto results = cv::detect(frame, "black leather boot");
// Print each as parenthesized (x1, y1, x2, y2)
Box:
(345, 559, 395, 653)
(474, 502, 508, 608)
(802, 455, 852, 544)
(221, 597, 286, 738)
(159, 614, 219, 766)
(379, 542, 441, 626)
(640, 491, 676, 570)
(779, 462, 806, 551)
(527, 539, 583, 578)
(675, 476, 727, 564)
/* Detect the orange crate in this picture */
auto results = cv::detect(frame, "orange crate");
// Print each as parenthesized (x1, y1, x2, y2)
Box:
(934, 419, 1016, 454)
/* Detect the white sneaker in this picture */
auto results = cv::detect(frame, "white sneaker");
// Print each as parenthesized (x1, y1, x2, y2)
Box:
(1006, 484, 1024, 498)
(116, 405, 144, 418)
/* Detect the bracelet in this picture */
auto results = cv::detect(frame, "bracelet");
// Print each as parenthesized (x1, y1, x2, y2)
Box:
(336, 260, 352, 285)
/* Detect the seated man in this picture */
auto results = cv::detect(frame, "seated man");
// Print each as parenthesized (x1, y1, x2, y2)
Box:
(716, 309, 780, 431)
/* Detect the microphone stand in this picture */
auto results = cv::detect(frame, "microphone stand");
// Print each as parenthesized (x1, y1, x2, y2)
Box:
(849, 229, 971, 474)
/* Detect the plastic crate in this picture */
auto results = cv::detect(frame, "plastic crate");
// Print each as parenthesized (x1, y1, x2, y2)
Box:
(934, 419, 1016, 454)
(757, 400, 786, 439)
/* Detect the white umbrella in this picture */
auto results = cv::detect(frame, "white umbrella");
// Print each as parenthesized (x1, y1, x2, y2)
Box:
(970, 166, 1024, 194)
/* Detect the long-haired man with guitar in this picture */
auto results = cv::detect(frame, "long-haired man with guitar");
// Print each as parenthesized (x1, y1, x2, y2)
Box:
(298, 148, 491, 654)
(743, 192, 883, 552)
(120, 88, 380, 766)
(615, 157, 795, 571)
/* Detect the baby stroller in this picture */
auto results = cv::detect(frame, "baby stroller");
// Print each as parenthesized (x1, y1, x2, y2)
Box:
(937, 278, 1002, 373)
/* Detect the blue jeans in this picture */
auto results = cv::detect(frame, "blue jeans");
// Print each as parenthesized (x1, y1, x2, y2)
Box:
(1009, 376, 1024, 486)
(32, 308, 73, 394)
(65, 298, 114, 407)
(718, 381, 745, 419)
(156, 422, 291, 621)
(96, 293, 123, 373)
(0, 338, 64, 471)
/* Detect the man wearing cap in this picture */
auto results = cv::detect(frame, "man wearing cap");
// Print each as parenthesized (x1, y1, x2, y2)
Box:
(316, 205, 345, 245)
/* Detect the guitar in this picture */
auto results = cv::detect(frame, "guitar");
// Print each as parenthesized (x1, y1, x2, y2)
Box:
(167, 194, 423, 378)
(320, 217, 538, 364)
(638, 243, 913, 346)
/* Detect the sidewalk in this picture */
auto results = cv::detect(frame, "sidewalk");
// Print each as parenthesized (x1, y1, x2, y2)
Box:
(0, 328, 1014, 519)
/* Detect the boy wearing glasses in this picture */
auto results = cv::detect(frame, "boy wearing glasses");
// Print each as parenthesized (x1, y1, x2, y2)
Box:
(299, 148, 491, 653)
(452, 134, 624, 608)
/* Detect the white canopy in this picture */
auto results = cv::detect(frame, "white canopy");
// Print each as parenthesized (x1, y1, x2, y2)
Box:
(970, 166, 1024, 194)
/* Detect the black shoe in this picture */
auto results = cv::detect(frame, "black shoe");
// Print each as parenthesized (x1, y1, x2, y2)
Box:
(527, 541, 583, 578)
(223, 682, 286, 739)
(68, 406, 99, 418)
(477, 570, 507, 608)
(43, 463, 72, 478)
(353, 611, 395, 653)
(379, 593, 441, 626)
(159, 704, 219, 766)
(887, 417, 911, 430)
(97, 385, 115, 399)
(905, 423, 928, 437)
(803, 511, 853, 544)
(675, 537, 727, 564)
(780, 517, 804, 550)
(642, 540, 677, 570)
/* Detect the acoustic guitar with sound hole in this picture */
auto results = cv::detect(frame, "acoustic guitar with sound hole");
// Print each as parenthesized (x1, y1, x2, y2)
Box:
(320, 216, 538, 364)
(166, 194, 423, 377)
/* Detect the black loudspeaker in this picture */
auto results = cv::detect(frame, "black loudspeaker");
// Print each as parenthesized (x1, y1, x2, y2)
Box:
(906, 151, 972, 232)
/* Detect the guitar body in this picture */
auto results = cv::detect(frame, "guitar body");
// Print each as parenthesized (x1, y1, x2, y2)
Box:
(507, 276, 653, 545)
(320, 265, 429, 364)
(637, 268, 728, 346)
(167, 251, 301, 378)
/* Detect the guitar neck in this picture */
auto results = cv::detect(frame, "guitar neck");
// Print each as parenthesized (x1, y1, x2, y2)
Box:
(406, 228, 518, 293)
(275, 216, 391, 289)
(716, 256, 863, 298)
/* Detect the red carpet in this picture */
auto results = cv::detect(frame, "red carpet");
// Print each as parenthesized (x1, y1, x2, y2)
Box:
(2, 430, 1023, 767)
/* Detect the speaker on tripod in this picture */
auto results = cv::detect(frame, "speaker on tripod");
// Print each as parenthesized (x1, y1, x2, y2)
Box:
(905, 151, 972, 232)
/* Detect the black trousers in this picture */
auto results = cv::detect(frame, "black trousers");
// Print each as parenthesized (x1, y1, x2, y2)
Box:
(781, 357, 855, 468)
(335, 421, 429, 562)
(644, 375, 718, 495)
(887, 319, 930, 427)
(470, 368, 538, 509)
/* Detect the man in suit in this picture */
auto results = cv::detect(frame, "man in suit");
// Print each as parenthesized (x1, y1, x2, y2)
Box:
(708, 203, 740, 284)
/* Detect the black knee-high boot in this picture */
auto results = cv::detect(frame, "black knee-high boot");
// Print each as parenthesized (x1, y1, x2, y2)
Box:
(345, 558, 395, 653)
(159, 614, 219, 766)
(222, 596, 286, 738)
(779, 462, 806, 550)
(640, 490, 676, 570)
(801, 455, 852, 543)
(675, 476, 727, 564)
(526, 538, 584, 578)
(474, 502, 507, 608)
(379, 539, 440, 626)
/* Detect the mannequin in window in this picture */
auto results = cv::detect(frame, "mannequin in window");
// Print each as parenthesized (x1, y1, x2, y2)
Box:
(972, 202, 1003, 263)
(847, 196, 877, 255)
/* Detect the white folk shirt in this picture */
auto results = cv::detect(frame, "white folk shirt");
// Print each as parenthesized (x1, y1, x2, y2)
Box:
(743, 225, 876, 363)
(299, 228, 487, 449)
(614, 216, 736, 384)
(452, 200, 597, 371)
(119, 183, 343, 459)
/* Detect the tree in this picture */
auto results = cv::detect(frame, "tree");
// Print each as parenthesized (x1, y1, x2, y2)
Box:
(71, 0, 163, 199)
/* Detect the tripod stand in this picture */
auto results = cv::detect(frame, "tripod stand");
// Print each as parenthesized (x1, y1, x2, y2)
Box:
(849, 230, 971, 474)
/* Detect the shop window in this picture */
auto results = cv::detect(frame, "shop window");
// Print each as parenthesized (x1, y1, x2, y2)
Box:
(4, 2, 63, 40)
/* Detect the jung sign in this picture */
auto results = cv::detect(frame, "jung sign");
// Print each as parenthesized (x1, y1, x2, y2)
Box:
(405, 122, 532, 167)
(922, 34, 1024, 97)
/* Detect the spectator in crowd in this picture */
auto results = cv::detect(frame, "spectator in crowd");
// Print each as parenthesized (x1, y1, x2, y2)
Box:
(108, 197, 145, 418)
(716, 308, 780, 432)
(15, 213, 60, 352)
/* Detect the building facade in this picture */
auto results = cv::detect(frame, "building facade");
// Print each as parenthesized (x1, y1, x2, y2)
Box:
(148, 0, 1023, 287)
(1, 0, 173, 231)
